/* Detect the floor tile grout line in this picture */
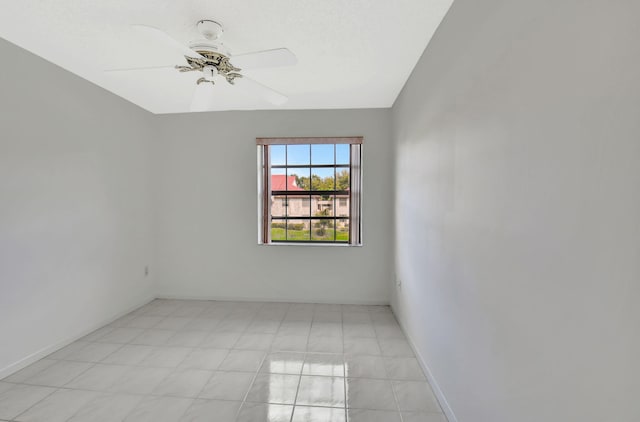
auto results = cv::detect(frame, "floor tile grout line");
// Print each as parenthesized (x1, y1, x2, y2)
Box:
(302, 303, 315, 356)
(288, 303, 322, 422)
(288, 366, 303, 422)
(371, 306, 405, 421)
(390, 371, 406, 422)
(3, 383, 59, 421)
(9, 359, 415, 379)
(4, 365, 423, 394)
(236, 301, 289, 420)
(342, 304, 349, 421)
(288, 304, 331, 419)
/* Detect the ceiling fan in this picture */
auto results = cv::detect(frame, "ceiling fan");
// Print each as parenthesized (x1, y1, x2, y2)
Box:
(107, 19, 297, 111)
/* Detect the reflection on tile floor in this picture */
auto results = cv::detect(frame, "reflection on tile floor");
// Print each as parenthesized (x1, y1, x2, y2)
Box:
(0, 300, 446, 421)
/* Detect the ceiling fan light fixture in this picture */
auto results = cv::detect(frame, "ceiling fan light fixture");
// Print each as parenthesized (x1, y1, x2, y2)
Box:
(203, 65, 217, 81)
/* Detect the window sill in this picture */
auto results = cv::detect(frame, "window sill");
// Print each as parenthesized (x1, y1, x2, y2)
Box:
(259, 242, 362, 247)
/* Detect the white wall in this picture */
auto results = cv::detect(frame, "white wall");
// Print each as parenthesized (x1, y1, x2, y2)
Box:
(391, 1, 640, 421)
(0, 38, 155, 377)
(153, 109, 393, 304)
(0, 36, 393, 378)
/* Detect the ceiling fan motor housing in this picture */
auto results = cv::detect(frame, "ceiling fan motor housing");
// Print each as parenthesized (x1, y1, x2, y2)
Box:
(189, 40, 230, 57)
(197, 20, 223, 40)
(178, 21, 241, 85)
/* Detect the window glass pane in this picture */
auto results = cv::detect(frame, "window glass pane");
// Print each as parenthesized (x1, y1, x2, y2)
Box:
(336, 218, 349, 242)
(311, 144, 334, 165)
(270, 195, 287, 218)
(336, 144, 350, 165)
(313, 196, 334, 218)
(336, 196, 349, 217)
(336, 167, 350, 191)
(311, 218, 335, 241)
(311, 167, 335, 191)
(271, 219, 287, 241)
(271, 145, 286, 166)
(287, 144, 310, 165)
(271, 168, 285, 198)
(286, 194, 311, 217)
(287, 168, 310, 191)
(286, 220, 310, 241)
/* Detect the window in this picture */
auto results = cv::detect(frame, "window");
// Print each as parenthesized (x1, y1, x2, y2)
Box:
(257, 137, 362, 245)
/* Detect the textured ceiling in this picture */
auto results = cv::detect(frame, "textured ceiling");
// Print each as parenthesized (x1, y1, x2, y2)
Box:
(0, 0, 452, 113)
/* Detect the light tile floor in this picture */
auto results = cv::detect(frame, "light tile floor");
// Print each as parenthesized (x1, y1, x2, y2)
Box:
(0, 300, 447, 422)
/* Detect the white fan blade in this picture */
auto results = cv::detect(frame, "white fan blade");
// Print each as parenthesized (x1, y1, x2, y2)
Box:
(190, 83, 216, 112)
(132, 24, 204, 59)
(105, 65, 175, 73)
(234, 76, 288, 105)
(231, 48, 297, 70)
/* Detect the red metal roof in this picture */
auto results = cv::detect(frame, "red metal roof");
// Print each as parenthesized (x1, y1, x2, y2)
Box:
(271, 175, 304, 191)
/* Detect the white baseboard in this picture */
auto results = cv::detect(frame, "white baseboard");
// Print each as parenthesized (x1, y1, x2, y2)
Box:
(0, 295, 155, 380)
(390, 304, 458, 422)
(155, 293, 389, 306)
